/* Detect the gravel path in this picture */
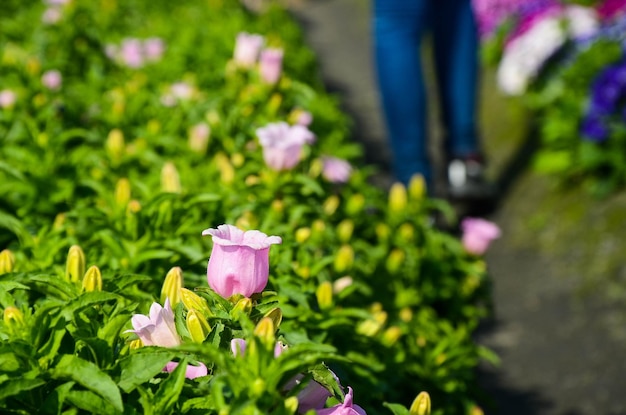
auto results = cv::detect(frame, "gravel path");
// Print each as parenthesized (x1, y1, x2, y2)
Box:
(289, 1, 626, 414)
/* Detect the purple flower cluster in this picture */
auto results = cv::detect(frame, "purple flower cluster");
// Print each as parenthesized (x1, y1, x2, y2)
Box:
(582, 57, 626, 142)
(472, 0, 560, 39)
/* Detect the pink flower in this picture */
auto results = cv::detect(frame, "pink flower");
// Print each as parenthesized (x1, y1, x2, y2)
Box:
(231, 338, 334, 413)
(231, 338, 247, 357)
(0, 90, 16, 109)
(316, 387, 367, 415)
(259, 48, 284, 84)
(292, 376, 335, 414)
(256, 122, 315, 171)
(128, 299, 181, 347)
(233, 32, 264, 67)
(461, 217, 501, 255)
(120, 38, 144, 68)
(144, 37, 165, 61)
(164, 361, 208, 379)
(321, 156, 352, 183)
(597, 0, 626, 20)
(202, 224, 282, 298)
(42, 70, 62, 91)
(170, 82, 193, 100)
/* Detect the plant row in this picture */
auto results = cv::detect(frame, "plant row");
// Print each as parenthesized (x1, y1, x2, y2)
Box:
(0, 1, 497, 414)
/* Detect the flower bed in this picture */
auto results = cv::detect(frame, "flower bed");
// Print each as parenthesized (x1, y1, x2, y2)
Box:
(0, 1, 497, 414)
(474, 0, 626, 195)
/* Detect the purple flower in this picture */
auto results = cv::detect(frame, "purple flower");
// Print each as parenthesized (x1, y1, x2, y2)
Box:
(292, 376, 335, 414)
(202, 225, 282, 298)
(259, 48, 284, 85)
(42, 70, 62, 91)
(316, 387, 367, 415)
(256, 122, 315, 171)
(233, 32, 264, 67)
(597, 0, 626, 20)
(128, 299, 181, 347)
(581, 115, 609, 142)
(164, 361, 208, 379)
(321, 156, 352, 183)
(461, 218, 501, 255)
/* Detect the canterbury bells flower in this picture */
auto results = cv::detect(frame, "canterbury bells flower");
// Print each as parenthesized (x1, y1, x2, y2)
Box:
(202, 224, 282, 298)
(128, 299, 181, 347)
(233, 32, 264, 67)
(256, 122, 315, 171)
(460, 217, 501, 256)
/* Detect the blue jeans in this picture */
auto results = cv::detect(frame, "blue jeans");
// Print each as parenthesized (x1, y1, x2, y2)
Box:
(373, 0, 480, 186)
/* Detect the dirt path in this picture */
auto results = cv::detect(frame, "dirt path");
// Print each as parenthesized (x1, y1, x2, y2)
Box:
(289, 1, 626, 414)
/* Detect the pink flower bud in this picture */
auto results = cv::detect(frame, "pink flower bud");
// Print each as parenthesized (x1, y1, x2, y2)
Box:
(202, 224, 282, 298)
(256, 122, 315, 171)
(233, 32, 264, 67)
(321, 156, 352, 183)
(128, 299, 181, 347)
(461, 217, 501, 256)
(259, 48, 284, 84)
(42, 70, 62, 91)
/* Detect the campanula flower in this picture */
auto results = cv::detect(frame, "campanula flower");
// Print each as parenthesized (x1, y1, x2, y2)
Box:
(321, 156, 352, 183)
(316, 387, 367, 415)
(120, 38, 144, 68)
(233, 32, 264, 67)
(259, 48, 284, 84)
(231, 338, 335, 413)
(202, 224, 282, 298)
(461, 217, 501, 256)
(144, 37, 165, 61)
(164, 361, 208, 379)
(256, 122, 315, 171)
(129, 299, 181, 347)
(42, 70, 62, 91)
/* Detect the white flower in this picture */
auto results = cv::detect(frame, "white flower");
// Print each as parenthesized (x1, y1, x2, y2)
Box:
(497, 16, 566, 95)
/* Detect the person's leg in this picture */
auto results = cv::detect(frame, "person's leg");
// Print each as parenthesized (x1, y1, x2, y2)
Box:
(372, 0, 431, 186)
(432, 0, 481, 160)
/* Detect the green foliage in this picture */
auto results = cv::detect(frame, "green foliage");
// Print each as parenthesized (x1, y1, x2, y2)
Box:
(0, 1, 494, 414)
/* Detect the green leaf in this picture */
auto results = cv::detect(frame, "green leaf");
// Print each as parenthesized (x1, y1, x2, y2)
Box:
(60, 291, 121, 321)
(382, 402, 410, 415)
(152, 358, 187, 414)
(65, 390, 122, 415)
(0, 377, 45, 401)
(117, 349, 176, 393)
(0, 352, 21, 372)
(51, 355, 123, 413)
(28, 274, 77, 300)
(41, 381, 75, 415)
